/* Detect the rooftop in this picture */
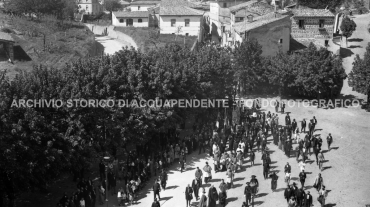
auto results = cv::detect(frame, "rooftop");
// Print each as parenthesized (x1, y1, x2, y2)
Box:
(233, 12, 289, 33)
(0, 32, 14, 42)
(229, 0, 274, 15)
(113, 11, 149, 18)
(292, 9, 335, 17)
(160, 6, 204, 16)
(130, 0, 160, 5)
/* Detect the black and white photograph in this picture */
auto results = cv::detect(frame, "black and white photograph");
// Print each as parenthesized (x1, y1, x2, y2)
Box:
(0, 0, 370, 207)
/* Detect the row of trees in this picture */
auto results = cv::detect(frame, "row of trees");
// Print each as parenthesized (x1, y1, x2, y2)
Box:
(4, 0, 78, 20)
(0, 40, 346, 206)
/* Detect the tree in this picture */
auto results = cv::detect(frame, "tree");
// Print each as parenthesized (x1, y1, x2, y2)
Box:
(265, 50, 295, 97)
(104, 0, 123, 23)
(232, 38, 264, 96)
(340, 16, 357, 47)
(348, 43, 370, 106)
(294, 43, 347, 97)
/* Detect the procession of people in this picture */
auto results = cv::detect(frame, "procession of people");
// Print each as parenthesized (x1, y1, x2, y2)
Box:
(57, 99, 335, 207)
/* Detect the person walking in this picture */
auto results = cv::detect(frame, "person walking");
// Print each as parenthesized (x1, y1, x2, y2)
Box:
(327, 133, 333, 151)
(185, 184, 193, 207)
(288, 196, 297, 207)
(318, 150, 325, 171)
(275, 100, 279, 113)
(195, 167, 203, 186)
(299, 170, 307, 188)
(304, 191, 313, 207)
(151, 198, 160, 207)
(219, 179, 228, 198)
(296, 187, 305, 207)
(284, 162, 291, 174)
(208, 185, 218, 207)
(192, 177, 201, 200)
(281, 101, 285, 114)
(198, 188, 207, 207)
(160, 170, 167, 191)
(284, 185, 293, 203)
(263, 160, 270, 180)
(301, 119, 306, 133)
(250, 151, 255, 166)
(270, 171, 278, 192)
(313, 173, 324, 192)
(244, 182, 252, 206)
(318, 186, 327, 207)
(203, 162, 212, 184)
(226, 168, 234, 189)
(153, 179, 161, 200)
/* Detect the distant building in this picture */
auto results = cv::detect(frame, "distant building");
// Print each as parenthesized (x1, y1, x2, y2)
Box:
(159, 0, 204, 36)
(232, 11, 291, 56)
(77, 0, 103, 15)
(209, 0, 249, 43)
(112, 11, 149, 27)
(291, 8, 335, 42)
(129, 0, 160, 11)
(0, 31, 14, 62)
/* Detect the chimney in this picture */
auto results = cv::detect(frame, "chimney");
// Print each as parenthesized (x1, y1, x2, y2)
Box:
(247, 14, 253, 22)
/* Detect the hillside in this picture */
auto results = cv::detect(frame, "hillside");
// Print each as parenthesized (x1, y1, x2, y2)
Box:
(0, 12, 103, 78)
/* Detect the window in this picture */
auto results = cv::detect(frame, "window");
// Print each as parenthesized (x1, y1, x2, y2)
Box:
(78, 5, 81, 8)
(171, 19, 176, 27)
(126, 19, 133, 26)
(319, 19, 325, 28)
(185, 19, 190, 27)
(239, 17, 244, 21)
(138, 6, 141, 10)
(223, 3, 227, 8)
(298, 20, 304, 29)
(186, 33, 189, 36)
(138, 19, 142, 23)
(86, 5, 88, 9)
(221, 26, 225, 32)
(279, 39, 283, 44)
(119, 19, 124, 23)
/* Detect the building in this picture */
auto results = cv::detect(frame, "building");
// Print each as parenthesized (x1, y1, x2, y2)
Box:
(232, 11, 291, 56)
(291, 9, 335, 43)
(159, 0, 204, 36)
(209, 0, 249, 42)
(129, 0, 160, 11)
(77, 0, 103, 15)
(112, 11, 149, 27)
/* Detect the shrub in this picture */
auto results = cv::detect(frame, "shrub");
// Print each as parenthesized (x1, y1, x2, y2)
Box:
(0, 27, 13, 33)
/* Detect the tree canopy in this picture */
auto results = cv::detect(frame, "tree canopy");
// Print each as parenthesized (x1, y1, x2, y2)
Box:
(348, 43, 370, 104)
(340, 16, 357, 46)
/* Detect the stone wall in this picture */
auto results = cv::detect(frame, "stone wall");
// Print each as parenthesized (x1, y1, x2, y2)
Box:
(291, 17, 334, 39)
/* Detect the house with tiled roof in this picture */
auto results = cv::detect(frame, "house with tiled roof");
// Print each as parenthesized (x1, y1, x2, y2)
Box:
(159, 0, 204, 36)
(112, 11, 149, 27)
(232, 11, 291, 56)
(129, 0, 160, 11)
(291, 8, 335, 42)
(77, 0, 103, 15)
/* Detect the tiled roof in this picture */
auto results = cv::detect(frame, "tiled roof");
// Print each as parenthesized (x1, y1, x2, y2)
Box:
(130, 1, 160, 5)
(160, 6, 204, 16)
(160, 0, 197, 7)
(233, 12, 289, 33)
(235, 9, 259, 17)
(113, 11, 149, 17)
(0, 32, 14, 42)
(293, 9, 335, 17)
(229, 0, 273, 15)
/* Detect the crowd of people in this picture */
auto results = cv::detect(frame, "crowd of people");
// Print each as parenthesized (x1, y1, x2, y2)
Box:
(56, 99, 334, 207)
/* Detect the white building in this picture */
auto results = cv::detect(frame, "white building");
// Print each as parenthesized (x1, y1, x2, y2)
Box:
(112, 11, 149, 27)
(159, 6, 204, 36)
(129, 0, 160, 11)
(77, 0, 103, 15)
